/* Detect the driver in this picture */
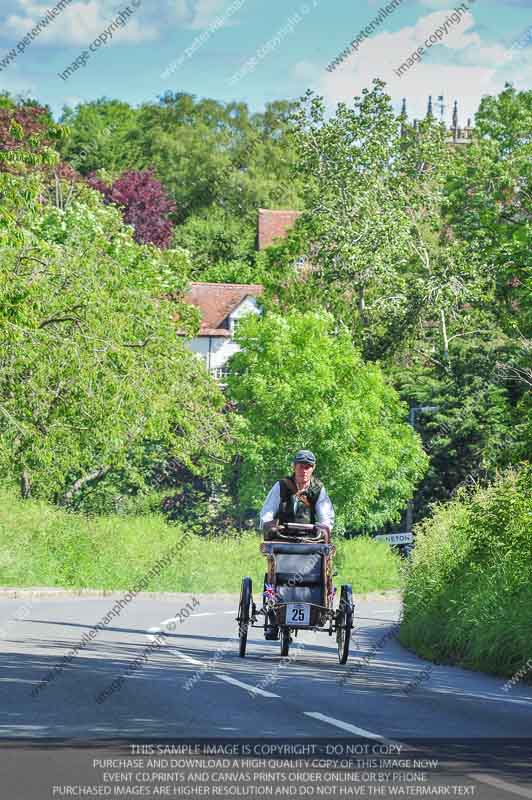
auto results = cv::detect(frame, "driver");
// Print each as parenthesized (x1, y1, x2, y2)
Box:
(260, 449, 335, 541)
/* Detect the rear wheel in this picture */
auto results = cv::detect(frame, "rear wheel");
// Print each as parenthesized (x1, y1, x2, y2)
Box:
(280, 627, 291, 657)
(238, 577, 252, 657)
(337, 585, 354, 664)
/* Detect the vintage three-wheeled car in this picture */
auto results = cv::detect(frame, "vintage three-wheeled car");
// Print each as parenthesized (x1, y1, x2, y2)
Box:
(237, 523, 354, 663)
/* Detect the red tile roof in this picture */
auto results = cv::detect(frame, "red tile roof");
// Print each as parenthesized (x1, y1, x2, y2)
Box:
(184, 282, 263, 337)
(257, 208, 302, 250)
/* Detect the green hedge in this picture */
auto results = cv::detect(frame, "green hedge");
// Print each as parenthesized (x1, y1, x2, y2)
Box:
(400, 464, 532, 678)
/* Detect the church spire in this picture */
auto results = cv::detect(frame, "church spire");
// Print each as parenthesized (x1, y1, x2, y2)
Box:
(426, 95, 433, 118)
(400, 98, 407, 137)
(452, 100, 459, 131)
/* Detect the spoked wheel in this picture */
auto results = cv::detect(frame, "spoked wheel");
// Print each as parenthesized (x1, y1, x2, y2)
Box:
(337, 584, 354, 664)
(280, 627, 291, 657)
(238, 577, 252, 657)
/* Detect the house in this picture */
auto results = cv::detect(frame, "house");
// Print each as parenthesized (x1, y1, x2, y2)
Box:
(181, 210, 301, 381)
(183, 282, 263, 380)
(257, 208, 302, 250)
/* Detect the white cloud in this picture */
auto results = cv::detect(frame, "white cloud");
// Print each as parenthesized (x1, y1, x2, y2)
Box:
(173, 0, 235, 30)
(298, 8, 532, 124)
(4, 0, 156, 46)
(410, 9, 511, 64)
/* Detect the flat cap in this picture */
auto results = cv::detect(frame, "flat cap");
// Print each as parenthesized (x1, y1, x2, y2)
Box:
(293, 449, 316, 465)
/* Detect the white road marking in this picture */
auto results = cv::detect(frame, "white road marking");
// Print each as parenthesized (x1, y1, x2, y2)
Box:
(174, 651, 204, 667)
(215, 674, 280, 698)
(148, 613, 217, 633)
(149, 611, 230, 633)
(304, 712, 398, 743)
(190, 612, 216, 617)
(429, 687, 532, 707)
(144, 611, 236, 646)
(469, 774, 532, 799)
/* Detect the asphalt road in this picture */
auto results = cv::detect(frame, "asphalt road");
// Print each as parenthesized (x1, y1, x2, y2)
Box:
(1, 589, 532, 799)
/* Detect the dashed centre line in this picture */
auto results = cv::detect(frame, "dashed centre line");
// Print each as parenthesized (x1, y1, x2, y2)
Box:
(303, 711, 394, 742)
(140, 607, 532, 799)
(215, 674, 280, 698)
(174, 651, 204, 667)
(468, 774, 532, 799)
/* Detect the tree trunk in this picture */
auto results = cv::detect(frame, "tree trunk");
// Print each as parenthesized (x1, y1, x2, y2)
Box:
(358, 286, 367, 326)
(20, 470, 32, 499)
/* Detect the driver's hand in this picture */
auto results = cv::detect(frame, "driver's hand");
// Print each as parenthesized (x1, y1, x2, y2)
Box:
(315, 523, 331, 542)
(263, 520, 279, 540)
(315, 523, 331, 535)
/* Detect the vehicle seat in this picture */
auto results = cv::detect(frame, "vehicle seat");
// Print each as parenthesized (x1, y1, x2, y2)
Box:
(274, 551, 324, 606)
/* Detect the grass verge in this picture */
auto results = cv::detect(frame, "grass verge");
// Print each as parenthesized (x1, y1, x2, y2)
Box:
(0, 487, 401, 594)
(399, 464, 532, 680)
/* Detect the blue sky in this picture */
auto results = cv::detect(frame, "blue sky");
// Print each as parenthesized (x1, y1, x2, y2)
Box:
(0, 0, 530, 124)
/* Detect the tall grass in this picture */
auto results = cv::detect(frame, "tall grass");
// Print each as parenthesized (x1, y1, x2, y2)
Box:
(400, 465, 532, 678)
(335, 536, 402, 594)
(0, 487, 401, 594)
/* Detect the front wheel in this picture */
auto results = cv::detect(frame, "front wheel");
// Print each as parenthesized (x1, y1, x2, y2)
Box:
(337, 584, 354, 664)
(238, 577, 252, 657)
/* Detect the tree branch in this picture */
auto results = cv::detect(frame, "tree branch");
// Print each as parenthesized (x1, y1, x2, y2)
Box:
(496, 362, 532, 388)
(59, 466, 111, 506)
(447, 329, 492, 343)
(38, 305, 84, 329)
(39, 316, 82, 329)
(123, 338, 151, 349)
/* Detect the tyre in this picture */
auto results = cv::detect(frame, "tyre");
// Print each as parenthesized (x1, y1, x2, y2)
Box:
(280, 627, 290, 657)
(238, 577, 252, 657)
(337, 584, 354, 664)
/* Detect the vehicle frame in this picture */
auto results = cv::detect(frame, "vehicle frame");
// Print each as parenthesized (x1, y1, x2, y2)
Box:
(237, 523, 354, 664)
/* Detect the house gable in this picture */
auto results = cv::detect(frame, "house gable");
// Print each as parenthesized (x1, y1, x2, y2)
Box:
(184, 282, 263, 337)
(227, 295, 261, 331)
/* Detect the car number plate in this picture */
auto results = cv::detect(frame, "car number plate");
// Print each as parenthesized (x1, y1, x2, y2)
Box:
(374, 532, 414, 545)
(286, 603, 310, 626)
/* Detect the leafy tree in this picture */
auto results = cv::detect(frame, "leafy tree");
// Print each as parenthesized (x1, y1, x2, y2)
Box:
(445, 86, 531, 333)
(112, 93, 304, 224)
(390, 334, 517, 519)
(256, 83, 527, 523)
(440, 84, 531, 473)
(173, 206, 256, 272)
(262, 81, 488, 367)
(226, 310, 428, 532)
(58, 93, 306, 277)
(287, 82, 413, 351)
(59, 98, 138, 175)
(88, 168, 177, 249)
(0, 163, 232, 509)
(0, 102, 64, 170)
